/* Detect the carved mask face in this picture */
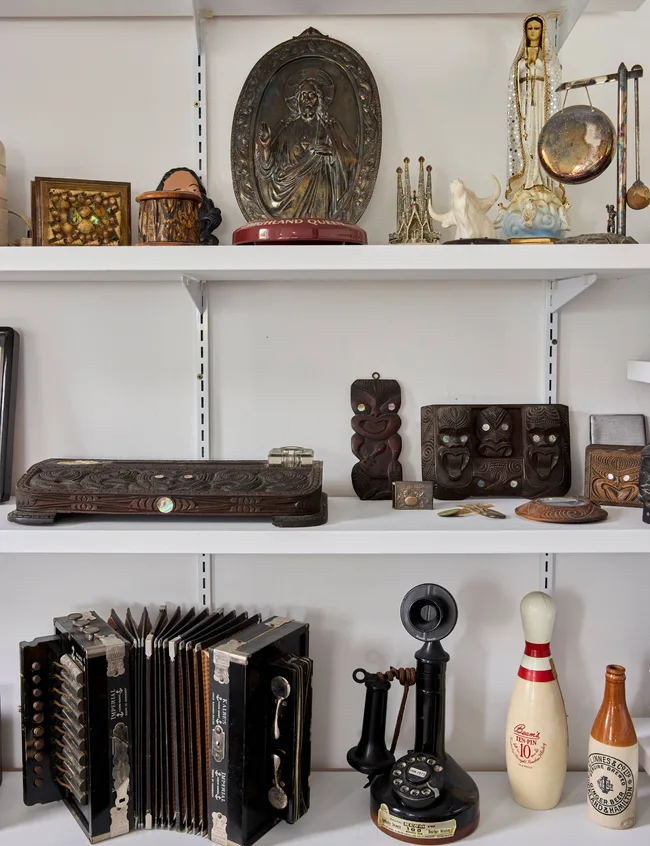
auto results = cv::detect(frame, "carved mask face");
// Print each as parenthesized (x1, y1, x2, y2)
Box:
(590, 451, 640, 504)
(524, 406, 562, 482)
(476, 406, 513, 458)
(437, 406, 472, 483)
(351, 379, 401, 441)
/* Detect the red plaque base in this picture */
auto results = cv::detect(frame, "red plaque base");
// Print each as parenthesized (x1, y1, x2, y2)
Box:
(232, 218, 367, 245)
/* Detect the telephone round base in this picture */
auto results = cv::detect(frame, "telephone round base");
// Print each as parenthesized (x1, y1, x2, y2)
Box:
(369, 757, 479, 843)
(370, 808, 479, 844)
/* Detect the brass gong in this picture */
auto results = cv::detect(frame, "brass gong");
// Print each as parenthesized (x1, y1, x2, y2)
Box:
(539, 104, 616, 184)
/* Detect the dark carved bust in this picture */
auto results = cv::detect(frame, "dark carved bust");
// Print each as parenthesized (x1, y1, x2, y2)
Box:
(421, 403, 571, 499)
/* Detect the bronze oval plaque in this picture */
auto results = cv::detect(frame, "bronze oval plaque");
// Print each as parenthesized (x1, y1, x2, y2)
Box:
(231, 27, 381, 224)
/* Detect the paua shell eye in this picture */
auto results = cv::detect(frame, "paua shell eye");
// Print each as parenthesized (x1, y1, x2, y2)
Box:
(548, 434, 557, 443)
(607, 473, 615, 481)
(482, 423, 490, 431)
(623, 474, 631, 482)
(442, 435, 451, 444)
(388, 402, 396, 411)
(532, 434, 541, 443)
(357, 403, 366, 412)
(460, 435, 469, 444)
(501, 423, 509, 431)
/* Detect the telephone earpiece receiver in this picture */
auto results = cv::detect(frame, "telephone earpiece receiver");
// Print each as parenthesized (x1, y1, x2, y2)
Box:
(347, 584, 480, 844)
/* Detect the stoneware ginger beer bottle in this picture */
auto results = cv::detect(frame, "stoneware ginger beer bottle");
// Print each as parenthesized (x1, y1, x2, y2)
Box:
(587, 664, 637, 829)
(505, 591, 568, 809)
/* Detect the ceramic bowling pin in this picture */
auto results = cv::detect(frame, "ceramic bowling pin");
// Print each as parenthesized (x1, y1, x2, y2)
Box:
(587, 664, 637, 829)
(505, 591, 567, 809)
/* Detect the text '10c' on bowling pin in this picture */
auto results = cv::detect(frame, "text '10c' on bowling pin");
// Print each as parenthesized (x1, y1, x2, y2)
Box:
(505, 591, 568, 809)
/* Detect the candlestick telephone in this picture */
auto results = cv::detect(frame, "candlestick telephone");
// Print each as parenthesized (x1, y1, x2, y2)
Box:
(347, 584, 480, 843)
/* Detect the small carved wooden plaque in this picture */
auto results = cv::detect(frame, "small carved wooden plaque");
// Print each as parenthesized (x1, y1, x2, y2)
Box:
(516, 497, 607, 524)
(421, 404, 571, 499)
(351, 376, 402, 500)
(8, 457, 327, 527)
(585, 445, 642, 507)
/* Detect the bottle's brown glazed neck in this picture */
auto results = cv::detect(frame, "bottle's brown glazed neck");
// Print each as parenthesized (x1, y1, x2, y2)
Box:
(591, 664, 637, 747)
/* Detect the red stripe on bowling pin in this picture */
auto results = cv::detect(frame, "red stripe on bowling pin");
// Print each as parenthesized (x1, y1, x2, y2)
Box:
(518, 641, 555, 683)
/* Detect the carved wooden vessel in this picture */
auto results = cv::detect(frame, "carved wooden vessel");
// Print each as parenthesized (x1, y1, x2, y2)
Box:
(351, 376, 402, 500)
(515, 497, 607, 524)
(136, 190, 201, 245)
(585, 445, 643, 507)
(421, 404, 571, 499)
(8, 450, 327, 527)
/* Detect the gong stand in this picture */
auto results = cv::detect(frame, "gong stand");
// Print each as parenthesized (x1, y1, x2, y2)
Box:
(557, 63, 643, 239)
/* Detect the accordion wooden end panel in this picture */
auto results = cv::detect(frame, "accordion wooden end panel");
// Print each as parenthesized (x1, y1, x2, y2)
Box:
(8, 449, 327, 528)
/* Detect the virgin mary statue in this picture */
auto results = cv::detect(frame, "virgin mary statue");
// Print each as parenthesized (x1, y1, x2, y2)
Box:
(506, 14, 565, 202)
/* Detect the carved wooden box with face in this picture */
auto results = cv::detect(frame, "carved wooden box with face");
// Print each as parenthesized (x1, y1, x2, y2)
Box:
(421, 404, 571, 500)
(585, 445, 643, 507)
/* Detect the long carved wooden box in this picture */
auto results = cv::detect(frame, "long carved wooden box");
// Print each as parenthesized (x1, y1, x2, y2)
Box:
(421, 404, 571, 500)
(8, 452, 327, 527)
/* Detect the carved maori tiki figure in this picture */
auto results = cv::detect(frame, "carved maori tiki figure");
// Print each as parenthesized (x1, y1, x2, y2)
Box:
(351, 375, 402, 500)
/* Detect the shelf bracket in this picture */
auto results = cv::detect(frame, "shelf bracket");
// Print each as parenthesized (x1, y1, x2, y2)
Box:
(554, 0, 590, 52)
(548, 274, 598, 313)
(539, 552, 556, 596)
(183, 274, 213, 609)
(182, 275, 207, 315)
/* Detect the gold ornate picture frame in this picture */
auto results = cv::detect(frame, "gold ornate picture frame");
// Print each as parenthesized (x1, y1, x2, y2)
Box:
(32, 177, 131, 246)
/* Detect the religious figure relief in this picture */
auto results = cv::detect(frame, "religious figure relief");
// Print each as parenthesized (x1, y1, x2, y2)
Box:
(255, 69, 357, 219)
(350, 376, 402, 501)
(476, 406, 514, 458)
(522, 405, 571, 496)
(422, 404, 571, 500)
(231, 28, 381, 225)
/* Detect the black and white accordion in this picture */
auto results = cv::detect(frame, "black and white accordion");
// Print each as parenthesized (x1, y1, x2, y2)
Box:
(20, 607, 312, 845)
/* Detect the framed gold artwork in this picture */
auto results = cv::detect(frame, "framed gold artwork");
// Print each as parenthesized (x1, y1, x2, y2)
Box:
(31, 177, 131, 245)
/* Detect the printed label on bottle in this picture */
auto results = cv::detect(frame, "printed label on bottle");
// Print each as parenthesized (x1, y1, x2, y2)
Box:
(377, 805, 457, 839)
(509, 723, 547, 767)
(588, 753, 635, 821)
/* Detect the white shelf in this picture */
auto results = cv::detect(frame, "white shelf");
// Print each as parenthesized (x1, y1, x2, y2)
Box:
(628, 361, 650, 383)
(2, 0, 642, 17)
(0, 771, 649, 846)
(1, 497, 650, 555)
(1, 244, 650, 284)
(638, 718, 650, 774)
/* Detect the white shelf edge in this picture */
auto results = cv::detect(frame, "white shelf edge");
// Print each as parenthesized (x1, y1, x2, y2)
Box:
(0, 771, 649, 845)
(1, 244, 650, 284)
(628, 360, 650, 383)
(2, 497, 650, 555)
(1, 0, 643, 17)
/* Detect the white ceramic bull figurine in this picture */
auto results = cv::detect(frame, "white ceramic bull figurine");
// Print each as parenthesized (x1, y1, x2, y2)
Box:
(428, 175, 502, 240)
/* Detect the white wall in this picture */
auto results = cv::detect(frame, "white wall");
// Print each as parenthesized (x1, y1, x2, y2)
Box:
(1, 9, 650, 774)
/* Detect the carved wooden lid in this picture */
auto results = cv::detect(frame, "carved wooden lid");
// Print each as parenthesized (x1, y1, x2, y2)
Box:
(136, 190, 201, 204)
